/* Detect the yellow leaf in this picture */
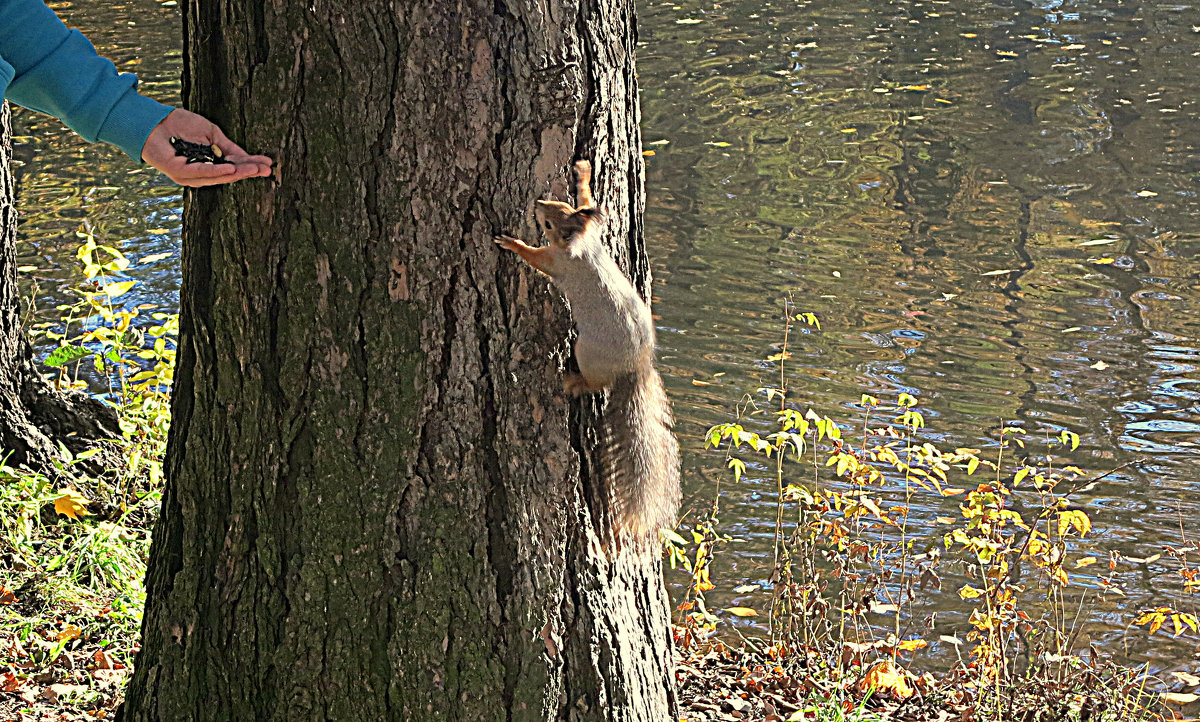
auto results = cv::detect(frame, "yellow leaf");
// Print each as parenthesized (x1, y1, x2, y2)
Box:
(1182, 614, 1200, 635)
(1057, 509, 1091, 537)
(642, 150, 656, 156)
(1074, 557, 1098, 568)
(940, 488, 966, 496)
(54, 489, 92, 520)
(1161, 692, 1200, 705)
(996, 50, 1019, 57)
(858, 660, 914, 699)
(1150, 613, 1166, 635)
(958, 585, 984, 600)
(897, 639, 928, 651)
(1090, 257, 1116, 265)
(101, 280, 137, 299)
(725, 606, 759, 617)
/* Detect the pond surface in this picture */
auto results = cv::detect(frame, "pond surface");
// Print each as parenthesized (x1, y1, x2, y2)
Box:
(15, 0, 1200, 670)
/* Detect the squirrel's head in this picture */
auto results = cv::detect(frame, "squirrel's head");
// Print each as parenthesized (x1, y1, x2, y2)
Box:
(535, 200, 600, 247)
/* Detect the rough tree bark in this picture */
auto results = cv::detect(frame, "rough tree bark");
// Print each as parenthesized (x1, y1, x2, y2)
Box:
(120, 0, 676, 720)
(0, 101, 119, 473)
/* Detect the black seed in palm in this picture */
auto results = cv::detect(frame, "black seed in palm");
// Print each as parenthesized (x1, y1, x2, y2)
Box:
(169, 137, 232, 165)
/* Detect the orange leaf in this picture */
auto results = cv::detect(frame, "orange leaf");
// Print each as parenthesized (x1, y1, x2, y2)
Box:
(0, 586, 15, 605)
(92, 649, 115, 670)
(56, 624, 82, 642)
(897, 639, 928, 651)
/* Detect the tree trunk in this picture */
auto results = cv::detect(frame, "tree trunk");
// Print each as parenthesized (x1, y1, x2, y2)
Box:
(0, 101, 119, 473)
(120, 1, 676, 720)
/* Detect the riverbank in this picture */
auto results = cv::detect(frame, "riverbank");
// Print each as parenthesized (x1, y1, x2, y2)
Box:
(1, 301, 1185, 721)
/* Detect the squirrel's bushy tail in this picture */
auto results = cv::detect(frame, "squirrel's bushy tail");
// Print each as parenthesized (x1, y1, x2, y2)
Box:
(603, 360, 681, 544)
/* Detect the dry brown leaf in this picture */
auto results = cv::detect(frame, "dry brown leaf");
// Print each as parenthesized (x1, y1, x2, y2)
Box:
(1170, 671, 1200, 687)
(93, 668, 128, 687)
(1, 670, 22, 692)
(42, 682, 88, 702)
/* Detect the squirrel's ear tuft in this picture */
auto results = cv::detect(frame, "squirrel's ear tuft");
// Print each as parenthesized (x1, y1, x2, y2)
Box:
(574, 206, 602, 223)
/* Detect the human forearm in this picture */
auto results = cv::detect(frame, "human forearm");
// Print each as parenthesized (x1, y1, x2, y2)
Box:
(0, 0, 171, 159)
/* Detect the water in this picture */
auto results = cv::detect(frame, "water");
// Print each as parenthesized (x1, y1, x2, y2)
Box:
(14, 0, 1200, 668)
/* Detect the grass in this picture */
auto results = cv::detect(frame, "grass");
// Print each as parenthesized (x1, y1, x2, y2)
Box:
(1, 227, 172, 719)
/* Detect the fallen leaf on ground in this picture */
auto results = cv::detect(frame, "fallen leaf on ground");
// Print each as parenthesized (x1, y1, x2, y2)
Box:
(42, 683, 88, 702)
(57, 624, 83, 642)
(54, 489, 92, 520)
(858, 659, 914, 699)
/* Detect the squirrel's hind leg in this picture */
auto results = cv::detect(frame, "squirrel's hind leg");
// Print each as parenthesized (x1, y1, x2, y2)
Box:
(573, 161, 595, 210)
(563, 372, 607, 395)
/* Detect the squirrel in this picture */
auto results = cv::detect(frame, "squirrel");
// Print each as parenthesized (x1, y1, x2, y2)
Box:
(495, 160, 681, 545)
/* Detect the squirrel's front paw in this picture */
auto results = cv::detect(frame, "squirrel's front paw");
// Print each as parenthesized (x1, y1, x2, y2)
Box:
(494, 234, 519, 251)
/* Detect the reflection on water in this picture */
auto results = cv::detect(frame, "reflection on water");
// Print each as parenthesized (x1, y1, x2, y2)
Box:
(13, 0, 183, 322)
(639, 0, 1200, 663)
(14, 0, 1200, 666)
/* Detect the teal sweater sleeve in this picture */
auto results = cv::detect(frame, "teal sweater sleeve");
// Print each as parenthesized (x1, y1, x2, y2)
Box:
(0, 0, 173, 161)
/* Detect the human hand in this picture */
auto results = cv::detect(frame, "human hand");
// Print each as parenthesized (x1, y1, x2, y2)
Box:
(141, 108, 273, 187)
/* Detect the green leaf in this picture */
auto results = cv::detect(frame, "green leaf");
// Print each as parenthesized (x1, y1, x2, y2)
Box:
(43, 345, 93, 368)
